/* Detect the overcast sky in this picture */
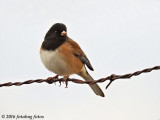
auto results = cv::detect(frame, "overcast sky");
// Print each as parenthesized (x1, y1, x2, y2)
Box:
(0, 0, 160, 120)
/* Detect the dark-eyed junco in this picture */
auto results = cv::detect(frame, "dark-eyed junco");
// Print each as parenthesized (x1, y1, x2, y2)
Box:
(40, 23, 105, 97)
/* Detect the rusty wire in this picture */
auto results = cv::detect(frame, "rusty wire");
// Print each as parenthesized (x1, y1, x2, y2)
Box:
(0, 66, 160, 89)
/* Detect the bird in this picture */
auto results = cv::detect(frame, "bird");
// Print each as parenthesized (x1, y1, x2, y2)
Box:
(40, 23, 105, 97)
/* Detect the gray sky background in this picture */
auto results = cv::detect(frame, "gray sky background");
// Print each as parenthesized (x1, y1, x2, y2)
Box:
(0, 0, 160, 120)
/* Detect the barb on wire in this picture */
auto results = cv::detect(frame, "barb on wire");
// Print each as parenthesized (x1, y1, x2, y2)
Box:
(0, 66, 160, 90)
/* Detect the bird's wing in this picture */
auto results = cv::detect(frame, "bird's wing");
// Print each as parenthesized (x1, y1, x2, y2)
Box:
(66, 38, 94, 71)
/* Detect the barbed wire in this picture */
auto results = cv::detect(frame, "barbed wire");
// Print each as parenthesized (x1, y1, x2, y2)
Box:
(0, 66, 160, 89)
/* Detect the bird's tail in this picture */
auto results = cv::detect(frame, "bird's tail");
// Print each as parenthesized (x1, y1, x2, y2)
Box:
(78, 67, 105, 97)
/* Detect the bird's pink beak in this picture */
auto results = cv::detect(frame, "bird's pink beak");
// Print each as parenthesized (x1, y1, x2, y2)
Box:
(61, 31, 67, 36)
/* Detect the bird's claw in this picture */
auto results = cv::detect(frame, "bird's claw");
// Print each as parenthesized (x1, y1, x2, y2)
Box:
(47, 75, 69, 88)
(46, 77, 55, 84)
(59, 80, 62, 87)
(46, 75, 59, 84)
(64, 79, 68, 88)
(63, 76, 69, 88)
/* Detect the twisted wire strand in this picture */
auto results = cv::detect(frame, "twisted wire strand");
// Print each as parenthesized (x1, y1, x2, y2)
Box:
(0, 66, 160, 89)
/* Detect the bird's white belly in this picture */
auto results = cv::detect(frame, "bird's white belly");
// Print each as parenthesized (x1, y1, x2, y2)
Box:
(40, 49, 69, 75)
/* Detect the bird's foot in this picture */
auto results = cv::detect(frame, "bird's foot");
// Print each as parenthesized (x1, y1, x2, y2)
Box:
(59, 80, 62, 87)
(62, 75, 70, 88)
(46, 75, 59, 84)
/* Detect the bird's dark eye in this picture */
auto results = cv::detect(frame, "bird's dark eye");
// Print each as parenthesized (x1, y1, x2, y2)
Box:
(54, 31, 58, 34)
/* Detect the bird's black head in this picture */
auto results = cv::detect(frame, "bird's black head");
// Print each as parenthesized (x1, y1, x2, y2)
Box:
(42, 23, 67, 50)
(52, 23, 67, 33)
(45, 23, 67, 39)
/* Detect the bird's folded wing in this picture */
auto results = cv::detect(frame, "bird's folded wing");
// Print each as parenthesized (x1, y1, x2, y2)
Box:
(66, 38, 94, 71)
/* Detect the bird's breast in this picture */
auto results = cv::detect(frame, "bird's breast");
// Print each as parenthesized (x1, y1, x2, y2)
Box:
(40, 48, 70, 75)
